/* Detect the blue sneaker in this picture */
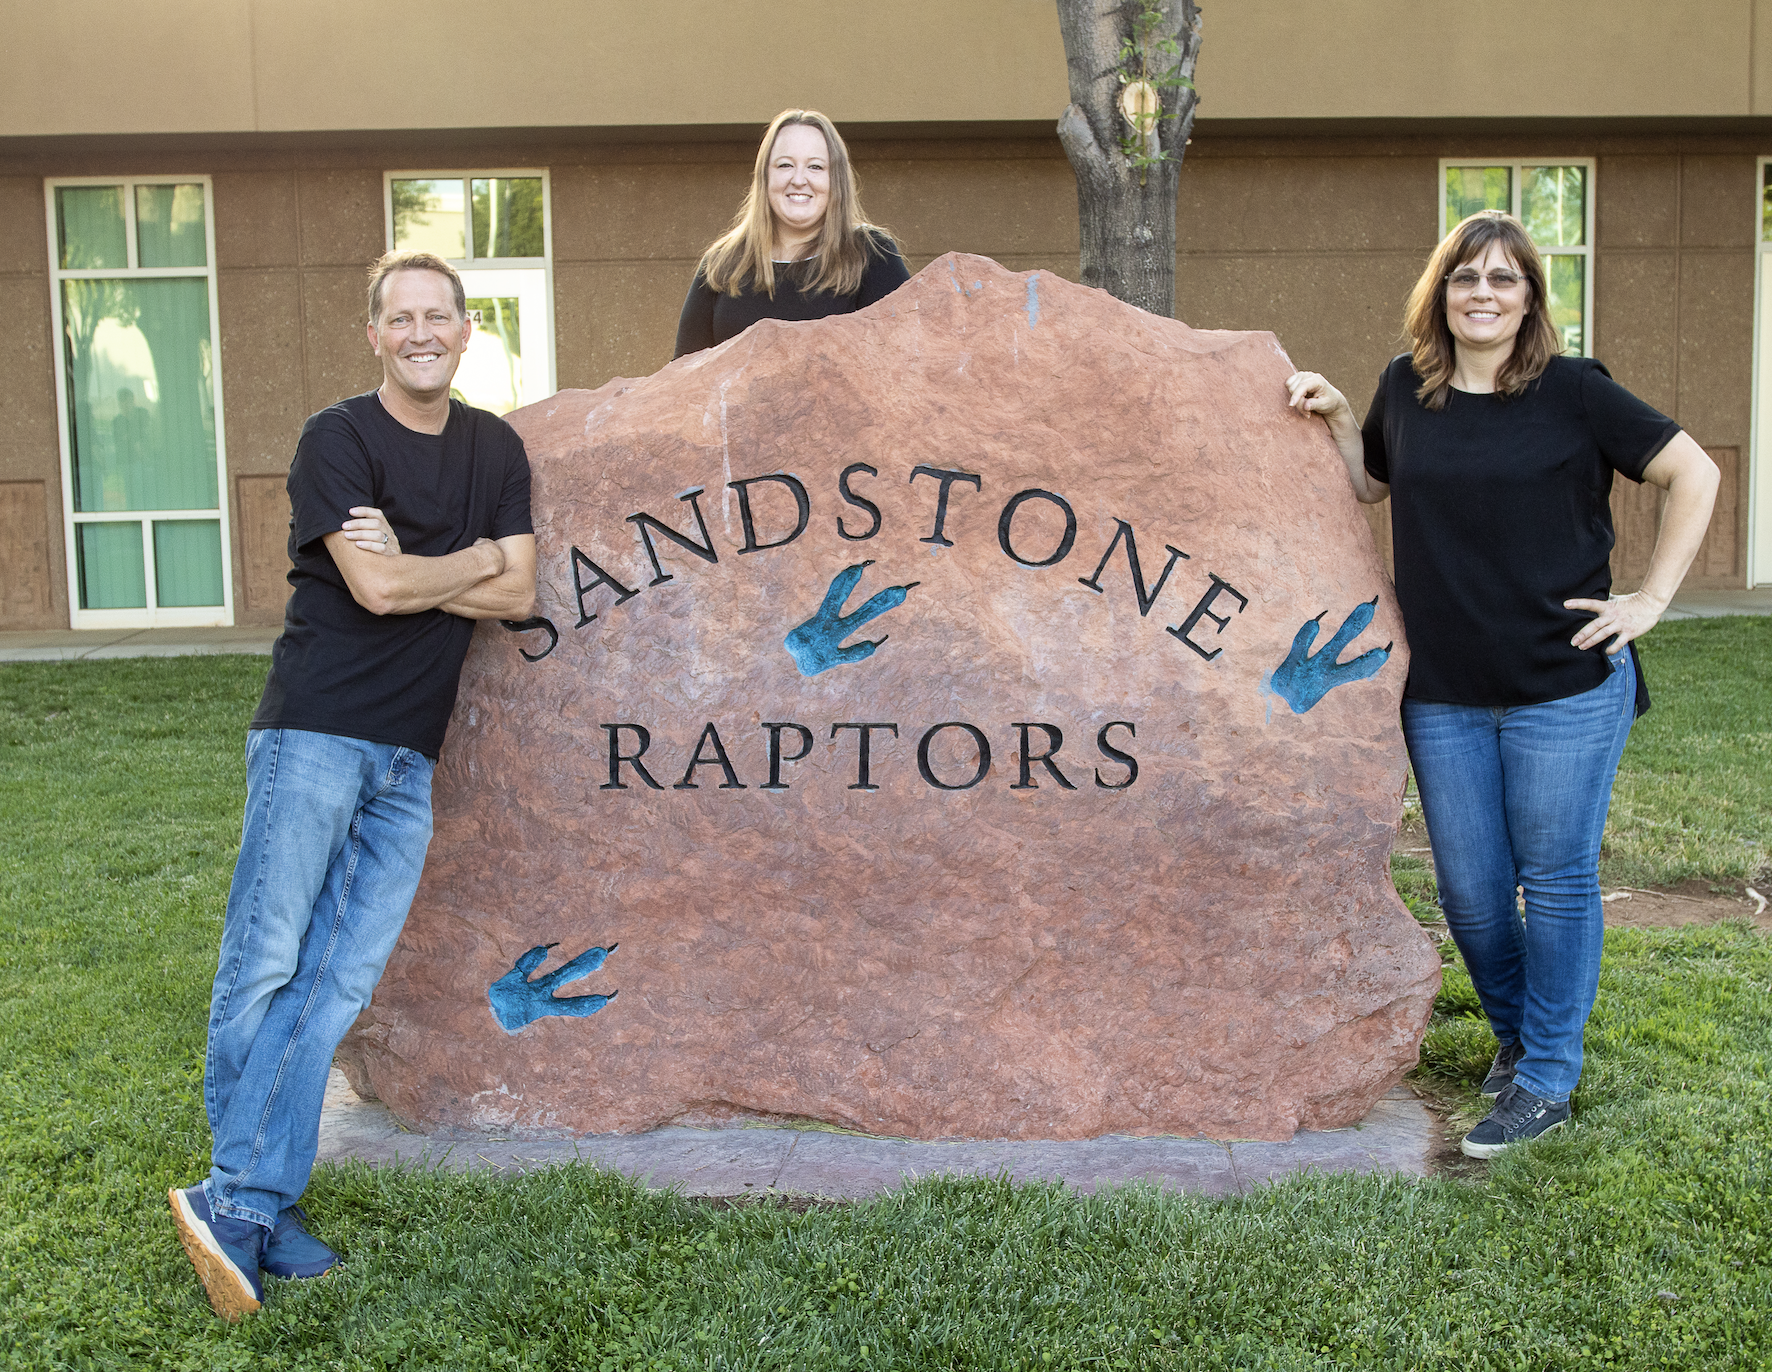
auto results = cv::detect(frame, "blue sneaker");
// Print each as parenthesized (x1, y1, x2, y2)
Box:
(263, 1205, 340, 1279)
(168, 1184, 265, 1320)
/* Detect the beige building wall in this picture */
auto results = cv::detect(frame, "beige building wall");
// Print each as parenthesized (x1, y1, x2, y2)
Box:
(0, 177, 63, 627)
(4, 0, 1770, 137)
(0, 128, 1757, 627)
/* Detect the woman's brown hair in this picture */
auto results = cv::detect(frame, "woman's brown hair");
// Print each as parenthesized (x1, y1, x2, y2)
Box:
(697, 109, 897, 300)
(1404, 210, 1563, 410)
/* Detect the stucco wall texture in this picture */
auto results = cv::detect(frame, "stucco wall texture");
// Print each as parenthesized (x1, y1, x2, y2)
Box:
(4, 0, 1766, 135)
(0, 131, 1757, 626)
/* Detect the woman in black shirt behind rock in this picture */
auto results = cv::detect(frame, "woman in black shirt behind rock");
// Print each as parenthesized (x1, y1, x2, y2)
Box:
(674, 109, 909, 359)
(1287, 211, 1718, 1160)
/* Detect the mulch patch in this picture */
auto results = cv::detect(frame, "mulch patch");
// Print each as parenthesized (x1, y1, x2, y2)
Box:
(1392, 818, 1770, 930)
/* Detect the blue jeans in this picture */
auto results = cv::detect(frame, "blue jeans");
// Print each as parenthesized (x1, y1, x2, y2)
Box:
(203, 728, 434, 1228)
(1401, 650, 1636, 1103)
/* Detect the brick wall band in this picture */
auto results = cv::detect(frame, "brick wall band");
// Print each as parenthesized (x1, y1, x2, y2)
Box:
(0, 131, 1758, 628)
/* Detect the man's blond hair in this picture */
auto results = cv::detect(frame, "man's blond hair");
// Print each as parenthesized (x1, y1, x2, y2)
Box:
(366, 250, 465, 324)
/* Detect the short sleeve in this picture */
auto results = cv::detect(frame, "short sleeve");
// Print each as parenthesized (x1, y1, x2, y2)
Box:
(1360, 364, 1392, 483)
(491, 428, 534, 540)
(1580, 361, 1681, 483)
(287, 413, 374, 553)
(673, 271, 717, 359)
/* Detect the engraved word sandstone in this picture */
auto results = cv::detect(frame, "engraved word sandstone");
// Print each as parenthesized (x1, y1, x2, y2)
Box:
(339, 253, 1441, 1142)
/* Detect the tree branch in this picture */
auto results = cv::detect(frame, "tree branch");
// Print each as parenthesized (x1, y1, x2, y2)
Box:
(1056, 102, 1113, 190)
(1155, 2, 1203, 156)
(1056, 0, 1127, 160)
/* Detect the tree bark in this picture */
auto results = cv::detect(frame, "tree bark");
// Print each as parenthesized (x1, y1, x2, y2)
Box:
(1055, 0, 1202, 318)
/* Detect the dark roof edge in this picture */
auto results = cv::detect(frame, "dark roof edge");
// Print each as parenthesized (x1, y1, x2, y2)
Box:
(4, 114, 1771, 160)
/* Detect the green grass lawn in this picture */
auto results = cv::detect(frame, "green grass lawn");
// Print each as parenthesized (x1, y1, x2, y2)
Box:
(2, 619, 1769, 1370)
(1606, 619, 1772, 887)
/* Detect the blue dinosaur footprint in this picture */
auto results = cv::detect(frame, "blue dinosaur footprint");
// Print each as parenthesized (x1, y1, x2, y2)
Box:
(488, 942, 618, 1034)
(784, 561, 919, 676)
(1266, 597, 1393, 714)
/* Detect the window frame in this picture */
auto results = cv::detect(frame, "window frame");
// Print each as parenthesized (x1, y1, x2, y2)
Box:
(1437, 157, 1596, 360)
(43, 173, 234, 629)
(381, 168, 556, 403)
(1746, 156, 1772, 586)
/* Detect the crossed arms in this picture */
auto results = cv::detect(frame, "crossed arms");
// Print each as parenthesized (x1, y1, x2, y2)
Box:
(323, 507, 536, 620)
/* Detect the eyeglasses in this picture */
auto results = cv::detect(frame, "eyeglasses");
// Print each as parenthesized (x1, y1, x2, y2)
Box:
(1445, 269, 1526, 292)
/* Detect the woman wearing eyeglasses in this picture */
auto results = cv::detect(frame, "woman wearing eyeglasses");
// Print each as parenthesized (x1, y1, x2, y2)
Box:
(1286, 210, 1718, 1159)
(674, 109, 909, 359)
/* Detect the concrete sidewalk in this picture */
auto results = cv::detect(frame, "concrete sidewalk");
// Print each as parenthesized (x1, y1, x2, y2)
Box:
(1657, 588, 1772, 619)
(4, 588, 1766, 663)
(0, 625, 279, 661)
(315, 1070, 1439, 1200)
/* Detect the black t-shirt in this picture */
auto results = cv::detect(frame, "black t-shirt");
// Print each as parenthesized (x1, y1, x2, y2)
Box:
(673, 229, 911, 358)
(250, 392, 533, 759)
(1362, 354, 1680, 707)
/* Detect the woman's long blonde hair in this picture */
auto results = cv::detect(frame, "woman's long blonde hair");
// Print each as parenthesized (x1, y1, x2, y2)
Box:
(698, 109, 896, 299)
(1404, 210, 1564, 410)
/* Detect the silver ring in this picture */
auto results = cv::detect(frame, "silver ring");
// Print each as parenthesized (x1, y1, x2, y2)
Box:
(381, 533, 389, 545)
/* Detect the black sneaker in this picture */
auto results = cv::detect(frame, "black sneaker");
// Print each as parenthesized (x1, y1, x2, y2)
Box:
(1460, 1082, 1571, 1159)
(1480, 1040, 1526, 1099)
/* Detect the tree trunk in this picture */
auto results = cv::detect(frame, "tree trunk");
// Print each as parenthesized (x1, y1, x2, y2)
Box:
(1055, 0, 1202, 318)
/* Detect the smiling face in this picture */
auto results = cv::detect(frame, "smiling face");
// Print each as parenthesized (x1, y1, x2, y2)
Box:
(1443, 239, 1532, 354)
(367, 268, 471, 403)
(765, 123, 831, 250)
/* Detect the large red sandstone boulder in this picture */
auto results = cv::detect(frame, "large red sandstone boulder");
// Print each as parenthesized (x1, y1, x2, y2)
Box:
(340, 253, 1439, 1142)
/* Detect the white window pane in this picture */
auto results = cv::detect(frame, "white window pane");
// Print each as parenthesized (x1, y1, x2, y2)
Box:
(457, 295, 523, 414)
(77, 522, 145, 608)
(391, 178, 465, 257)
(62, 278, 219, 513)
(136, 183, 208, 268)
(471, 178, 544, 258)
(1521, 166, 1586, 248)
(454, 268, 550, 413)
(1445, 166, 1510, 227)
(56, 185, 127, 269)
(1545, 254, 1585, 355)
(153, 519, 224, 606)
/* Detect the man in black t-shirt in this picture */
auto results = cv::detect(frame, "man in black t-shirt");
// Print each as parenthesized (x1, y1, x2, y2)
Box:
(168, 251, 535, 1321)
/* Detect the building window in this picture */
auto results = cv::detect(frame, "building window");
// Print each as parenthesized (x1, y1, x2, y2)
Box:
(383, 171, 554, 416)
(1748, 159, 1772, 586)
(1439, 159, 1595, 357)
(45, 176, 232, 626)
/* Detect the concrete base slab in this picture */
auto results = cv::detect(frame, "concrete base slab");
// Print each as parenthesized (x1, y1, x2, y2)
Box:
(316, 1070, 1436, 1200)
(0, 626, 278, 661)
(1662, 589, 1772, 620)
